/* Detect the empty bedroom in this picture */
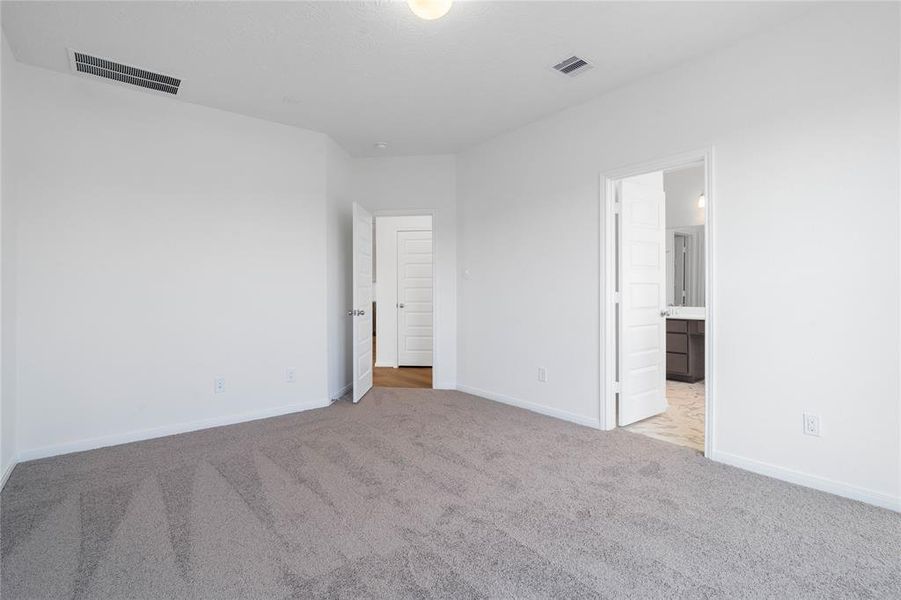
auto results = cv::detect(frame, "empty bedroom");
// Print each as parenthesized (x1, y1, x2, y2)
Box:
(1, 1, 899, 598)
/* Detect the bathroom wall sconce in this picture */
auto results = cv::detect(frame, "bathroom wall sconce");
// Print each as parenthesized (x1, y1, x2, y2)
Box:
(697, 193, 706, 208)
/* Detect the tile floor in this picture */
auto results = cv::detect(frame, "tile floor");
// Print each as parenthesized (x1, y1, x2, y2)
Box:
(625, 380, 705, 451)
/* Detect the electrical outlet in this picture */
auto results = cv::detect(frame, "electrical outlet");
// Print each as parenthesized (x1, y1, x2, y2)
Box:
(214, 377, 225, 394)
(802, 413, 820, 436)
(286, 368, 297, 383)
(538, 367, 548, 383)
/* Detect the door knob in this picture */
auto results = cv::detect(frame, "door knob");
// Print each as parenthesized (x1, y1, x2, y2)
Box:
(397, 303, 405, 308)
(347, 310, 354, 317)
(359, 309, 366, 316)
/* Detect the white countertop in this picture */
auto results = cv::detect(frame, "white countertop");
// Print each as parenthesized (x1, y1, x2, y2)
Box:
(667, 307, 706, 320)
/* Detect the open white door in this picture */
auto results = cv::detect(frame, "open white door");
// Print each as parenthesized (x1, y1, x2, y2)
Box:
(352, 202, 373, 403)
(397, 230, 433, 366)
(618, 174, 668, 426)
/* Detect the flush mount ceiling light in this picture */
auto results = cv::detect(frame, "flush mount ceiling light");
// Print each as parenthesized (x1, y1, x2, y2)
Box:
(407, 0, 452, 20)
(374, 142, 389, 150)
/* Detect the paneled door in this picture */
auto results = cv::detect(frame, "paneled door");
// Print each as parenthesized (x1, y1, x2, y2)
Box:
(396, 230, 433, 366)
(352, 202, 373, 403)
(618, 174, 668, 425)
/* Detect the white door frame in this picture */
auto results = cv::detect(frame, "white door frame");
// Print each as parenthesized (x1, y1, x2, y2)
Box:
(373, 209, 438, 382)
(600, 148, 715, 457)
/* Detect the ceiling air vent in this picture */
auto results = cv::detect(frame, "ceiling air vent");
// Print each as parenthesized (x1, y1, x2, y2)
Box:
(552, 55, 593, 77)
(68, 50, 180, 95)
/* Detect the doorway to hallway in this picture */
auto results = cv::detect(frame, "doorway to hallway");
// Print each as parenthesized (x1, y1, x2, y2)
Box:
(352, 208, 434, 401)
(373, 215, 433, 389)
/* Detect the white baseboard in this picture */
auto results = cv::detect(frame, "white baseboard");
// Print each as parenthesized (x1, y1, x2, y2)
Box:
(17, 398, 332, 463)
(710, 449, 900, 513)
(331, 383, 352, 400)
(456, 384, 602, 429)
(1, 458, 16, 491)
(374, 361, 395, 368)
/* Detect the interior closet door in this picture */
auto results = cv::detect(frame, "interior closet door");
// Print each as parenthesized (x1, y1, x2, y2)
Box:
(396, 230, 433, 366)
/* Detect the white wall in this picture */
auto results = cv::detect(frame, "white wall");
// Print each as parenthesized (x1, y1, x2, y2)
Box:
(375, 215, 432, 367)
(0, 31, 16, 484)
(457, 4, 900, 508)
(326, 138, 353, 400)
(351, 156, 457, 388)
(5, 52, 332, 459)
(664, 166, 705, 228)
(2, 55, 459, 458)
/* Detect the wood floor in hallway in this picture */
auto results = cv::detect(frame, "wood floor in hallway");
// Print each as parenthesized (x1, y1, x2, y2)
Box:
(373, 365, 432, 388)
(372, 336, 432, 389)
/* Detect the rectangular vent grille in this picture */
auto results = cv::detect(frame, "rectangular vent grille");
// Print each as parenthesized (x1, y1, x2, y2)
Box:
(552, 55, 593, 77)
(72, 52, 180, 95)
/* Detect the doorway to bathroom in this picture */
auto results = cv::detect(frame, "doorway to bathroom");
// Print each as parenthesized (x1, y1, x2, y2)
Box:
(602, 150, 713, 454)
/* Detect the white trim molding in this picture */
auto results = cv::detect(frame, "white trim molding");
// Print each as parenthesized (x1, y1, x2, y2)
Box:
(332, 382, 352, 401)
(17, 398, 332, 463)
(457, 384, 602, 429)
(1, 459, 16, 491)
(711, 450, 900, 513)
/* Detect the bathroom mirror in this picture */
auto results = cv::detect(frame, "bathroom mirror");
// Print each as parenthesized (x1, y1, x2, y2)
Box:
(664, 163, 706, 308)
(666, 226, 705, 307)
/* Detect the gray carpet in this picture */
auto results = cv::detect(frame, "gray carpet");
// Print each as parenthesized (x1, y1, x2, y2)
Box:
(1, 388, 899, 599)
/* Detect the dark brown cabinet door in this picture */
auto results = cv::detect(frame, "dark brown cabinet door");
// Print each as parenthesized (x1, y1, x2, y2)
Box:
(665, 319, 705, 382)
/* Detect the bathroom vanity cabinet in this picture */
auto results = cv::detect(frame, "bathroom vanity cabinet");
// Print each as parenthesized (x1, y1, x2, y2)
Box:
(666, 318, 705, 382)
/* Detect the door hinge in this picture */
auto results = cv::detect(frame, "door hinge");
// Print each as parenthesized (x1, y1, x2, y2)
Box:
(613, 381, 622, 393)
(613, 202, 622, 214)
(613, 292, 622, 304)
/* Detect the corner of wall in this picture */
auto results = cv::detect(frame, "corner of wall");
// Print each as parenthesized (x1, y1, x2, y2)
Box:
(0, 456, 15, 491)
(897, 0, 901, 510)
(0, 24, 20, 488)
(325, 136, 354, 400)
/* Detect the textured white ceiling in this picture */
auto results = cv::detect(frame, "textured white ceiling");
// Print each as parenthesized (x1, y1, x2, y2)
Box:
(1, 1, 811, 156)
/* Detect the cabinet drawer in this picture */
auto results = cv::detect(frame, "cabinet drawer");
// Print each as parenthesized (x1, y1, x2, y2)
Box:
(667, 352, 688, 374)
(666, 319, 688, 333)
(666, 333, 688, 354)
